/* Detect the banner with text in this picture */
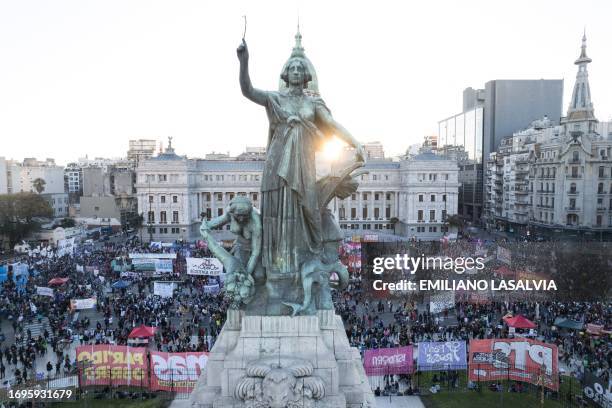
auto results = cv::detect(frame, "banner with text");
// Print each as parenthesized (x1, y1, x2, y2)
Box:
(76, 345, 148, 387)
(469, 338, 558, 390)
(186, 257, 223, 276)
(149, 351, 209, 392)
(155, 259, 173, 273)
(364, 346, 413, 376)
(153, 282, 175, 298)
(583, 369, 612, 408)
(36, 286, 54, 297)
(417, 341, 467, 371)
(70, 297, 97, 311)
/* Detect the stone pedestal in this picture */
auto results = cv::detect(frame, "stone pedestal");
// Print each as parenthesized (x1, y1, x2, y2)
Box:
(190, 309, 375, 407)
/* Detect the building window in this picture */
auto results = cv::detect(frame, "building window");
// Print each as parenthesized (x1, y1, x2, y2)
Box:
(161, 195, 166, 203)
(172, 211, 179, 224)
(598, 183, 604, 194)
(173, 195, 178, 203)
(363, 193, 368, 201)
(160, 211, 167, 224)
(596, 215, 602, 226)
(386, 193, 391, 201)
(149, 195, 154, 203)
(217, 208, 223, 216)
(417, 210, 423, 221)
(350, 208, 356, 219)
(362, 207, 368, 219)
(158, 174, 167, 182)
(430, 195, 435, 202)
(216, 193, 223, 201)
(429, 210, 435, 221)
(147, 211, 154, 223)
(374, 193, 380, 201)
(418, 195, 423, 202)
(442, 210, 447, 221)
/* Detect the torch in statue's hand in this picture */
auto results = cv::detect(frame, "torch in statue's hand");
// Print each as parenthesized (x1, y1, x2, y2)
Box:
(237, 39, 249, 64)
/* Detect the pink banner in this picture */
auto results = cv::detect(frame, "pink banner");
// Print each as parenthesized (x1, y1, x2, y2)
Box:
(149, 351, 209, 392)
(364, 346, 413, 376)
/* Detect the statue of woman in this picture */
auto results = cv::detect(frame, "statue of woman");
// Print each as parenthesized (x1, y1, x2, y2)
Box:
(237, 39, 364, 276)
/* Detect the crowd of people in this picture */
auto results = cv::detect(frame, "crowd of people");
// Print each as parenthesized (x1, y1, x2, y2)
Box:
(0, 230, 608, 403)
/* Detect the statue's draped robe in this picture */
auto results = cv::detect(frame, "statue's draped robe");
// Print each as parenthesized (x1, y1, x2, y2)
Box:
(261, 91, 329, 275)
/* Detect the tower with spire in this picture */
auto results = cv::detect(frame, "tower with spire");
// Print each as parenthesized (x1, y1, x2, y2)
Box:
(564, 31, 596, 125)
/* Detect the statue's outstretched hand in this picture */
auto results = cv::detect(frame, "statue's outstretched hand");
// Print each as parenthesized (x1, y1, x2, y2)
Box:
(237, 39, 249, 63)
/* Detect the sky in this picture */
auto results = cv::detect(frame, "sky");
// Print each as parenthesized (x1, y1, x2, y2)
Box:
(1, 0, 611, 165)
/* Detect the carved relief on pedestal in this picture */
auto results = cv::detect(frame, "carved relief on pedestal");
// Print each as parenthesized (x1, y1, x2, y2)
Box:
(234, 357, 326, 408)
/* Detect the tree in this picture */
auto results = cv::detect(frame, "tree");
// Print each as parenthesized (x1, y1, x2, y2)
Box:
(445, 214, 464, 230)
(0, 193, 53, 247)
(389, 217, 399, 235)
(59, 218, 76, 228)
(32, 178, 46, 194)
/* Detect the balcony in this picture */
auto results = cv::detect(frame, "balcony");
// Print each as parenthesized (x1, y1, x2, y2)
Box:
(566, 174, 582, 179)
(515, 189, 528, 195)
(567, 190, 579, 195)
(568, 158, 581, 164)
(597, 191, 607, 195)
(596, 205, 607, 211)
(565, 207, 581, 212)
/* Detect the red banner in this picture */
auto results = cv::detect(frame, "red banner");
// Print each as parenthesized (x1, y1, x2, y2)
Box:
(149, 351, 209, 392)
(468, 338, 558, 390)
(76, 345, 148, 387)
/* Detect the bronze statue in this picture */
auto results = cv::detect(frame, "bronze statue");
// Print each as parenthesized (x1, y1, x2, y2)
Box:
(200, 33, 364, 315)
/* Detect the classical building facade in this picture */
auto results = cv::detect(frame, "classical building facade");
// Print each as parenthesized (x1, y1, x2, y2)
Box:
(135, 142, 459, 242)
(485, 34, 612, 235)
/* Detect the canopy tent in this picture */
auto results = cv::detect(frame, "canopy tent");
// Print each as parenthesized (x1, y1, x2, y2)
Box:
(111, 280, 130, 289)
(128, 325, 157, 338)
(553, 317, 584, 330)
(48, 277, 69, 286)
(504, 314, 537, 329)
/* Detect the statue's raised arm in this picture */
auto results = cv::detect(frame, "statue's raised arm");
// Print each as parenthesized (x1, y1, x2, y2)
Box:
(237, 40, 268, 106)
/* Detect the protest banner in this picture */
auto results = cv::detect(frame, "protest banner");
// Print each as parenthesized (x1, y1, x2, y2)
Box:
(429, 291, 455, 314)
(364, 346, 413, 376)
(70, 297, 97, 310)
(57, 238, 75, 257)
(186, 257, 223, 276)
(36, 286, 54, 297)
(417, 341, 467, 371)
(129, 253, 176, 259)
(149, 351, 209, 392)
(496, 246, 512, 265)
(202, 284, 220, 294)
(469, 338, 558, 390)
(76, 345, 148, 386)
(153, 282, 175, 298)
(583, 369, 612, 408)
(155, 259, 173, 273)
(131, 258, 156, 271)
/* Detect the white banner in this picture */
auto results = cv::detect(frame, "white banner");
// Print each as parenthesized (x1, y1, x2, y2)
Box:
(202, 284, 220, 294)
(186, 257, 223, 276)
(155, 259, 173, 273)
(76, 264, 84, 273)
(129, 253, 176, 259)
(57, 238, 75, 257)
(36, 286, 54, 297)
(70, 297, 97, 310)
(497, 246, 512, 265)
(430, 291, 456, 314)
(153, 282, 175, 298)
